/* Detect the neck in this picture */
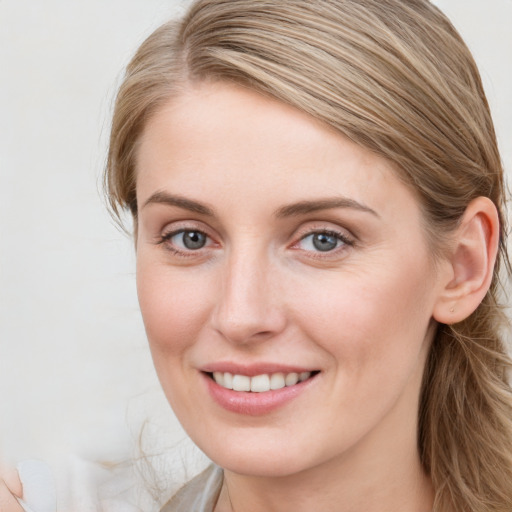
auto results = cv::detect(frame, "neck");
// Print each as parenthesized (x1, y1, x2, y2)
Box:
(217, 447, 433, 512)
(216, 441, 433, 512)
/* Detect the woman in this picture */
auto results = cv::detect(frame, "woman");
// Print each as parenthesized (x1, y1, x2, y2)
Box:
(4, 0, 511, 511)
(105, 0, 512, 510)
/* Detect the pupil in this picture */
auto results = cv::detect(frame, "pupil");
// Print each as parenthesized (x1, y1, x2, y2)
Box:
(183, 231, 206, 250)
(312, 233, 338, 252)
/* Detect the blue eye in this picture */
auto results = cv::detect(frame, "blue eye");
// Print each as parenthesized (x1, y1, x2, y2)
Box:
(298, 231, 348, 252)
(167, 230, 208, 250)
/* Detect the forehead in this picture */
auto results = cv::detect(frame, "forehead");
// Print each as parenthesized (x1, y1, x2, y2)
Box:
(135, 81, 419, 222)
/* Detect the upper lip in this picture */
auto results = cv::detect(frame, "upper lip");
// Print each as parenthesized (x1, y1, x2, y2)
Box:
(200, 362, 318, 377)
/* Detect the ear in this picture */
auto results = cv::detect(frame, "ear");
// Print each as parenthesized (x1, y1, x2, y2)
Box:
(433, 197, 500, 324)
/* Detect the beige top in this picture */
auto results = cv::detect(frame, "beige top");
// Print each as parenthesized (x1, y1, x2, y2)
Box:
(160, 465, 223, 512)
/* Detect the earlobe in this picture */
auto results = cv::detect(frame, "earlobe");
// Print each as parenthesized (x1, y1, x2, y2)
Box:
(433, 197, 500, 324)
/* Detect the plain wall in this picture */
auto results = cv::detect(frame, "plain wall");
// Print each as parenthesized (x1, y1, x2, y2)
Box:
(1, 0, 511, 473)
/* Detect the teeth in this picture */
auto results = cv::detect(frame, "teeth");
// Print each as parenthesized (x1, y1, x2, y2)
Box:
(250, 374, 270, 393)
(213, 372, 224, 387)
(232, 374, 251, 391)
(270, 372, 285, 390)
(299, 371, 311, 382)
(223, 372, 233, 389)
(285, 372, 299, 386)
(212, 371, 313, 392)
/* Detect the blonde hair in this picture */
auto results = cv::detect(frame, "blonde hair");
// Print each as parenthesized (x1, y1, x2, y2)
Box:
(106, 1, 512, 510)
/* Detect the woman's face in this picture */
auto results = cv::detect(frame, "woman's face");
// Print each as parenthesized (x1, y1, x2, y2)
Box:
(135, 82, 447, 477)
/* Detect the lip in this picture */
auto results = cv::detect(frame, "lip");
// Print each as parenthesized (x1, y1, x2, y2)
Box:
(200, 365, 320, 416)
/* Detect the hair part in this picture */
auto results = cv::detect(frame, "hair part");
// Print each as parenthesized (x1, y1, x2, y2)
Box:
(105, 1, 512, 510)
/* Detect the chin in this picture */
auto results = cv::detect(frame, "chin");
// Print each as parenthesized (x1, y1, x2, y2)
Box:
(211, 451, 312, 478)
(192, 429, 326, 478)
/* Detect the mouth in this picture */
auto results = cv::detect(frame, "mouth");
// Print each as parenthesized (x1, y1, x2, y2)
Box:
(204, 370, 320, 393)
(200, 363, 321, 415)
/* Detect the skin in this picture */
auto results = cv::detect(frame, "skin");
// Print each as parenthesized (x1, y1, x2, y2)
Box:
(0, 467, 23, 512)
(134, 81, 452, 512)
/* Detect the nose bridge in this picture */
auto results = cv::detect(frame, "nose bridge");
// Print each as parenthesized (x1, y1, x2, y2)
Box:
(212, 242, 284, 344)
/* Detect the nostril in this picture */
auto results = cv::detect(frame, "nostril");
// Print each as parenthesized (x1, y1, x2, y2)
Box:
(212, 318, 285, 345)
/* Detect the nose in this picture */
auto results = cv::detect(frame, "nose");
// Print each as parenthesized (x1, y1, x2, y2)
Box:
(211, 249, 287, 345)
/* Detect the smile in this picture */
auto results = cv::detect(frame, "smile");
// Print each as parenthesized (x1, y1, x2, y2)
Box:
(200, 361, 321, 414)
(202, 368, 320, 415)
(211, 371, 314, 392)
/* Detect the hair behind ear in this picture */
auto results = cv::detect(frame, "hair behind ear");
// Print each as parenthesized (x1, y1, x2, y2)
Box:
(420, 313, 512, 512)
(419, 197, 512, 512)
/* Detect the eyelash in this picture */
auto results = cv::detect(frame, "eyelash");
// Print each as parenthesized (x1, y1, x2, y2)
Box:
(156, 227, 355, 258)
(292, 229, 355, 256)
(156, 228, 214, 258)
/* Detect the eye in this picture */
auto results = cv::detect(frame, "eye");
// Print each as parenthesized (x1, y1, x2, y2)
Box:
(297, 231, 351, 252)
(162, 229, 210, 251)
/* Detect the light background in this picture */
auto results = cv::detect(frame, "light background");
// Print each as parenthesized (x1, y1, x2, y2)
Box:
(0, 0, 511, 483)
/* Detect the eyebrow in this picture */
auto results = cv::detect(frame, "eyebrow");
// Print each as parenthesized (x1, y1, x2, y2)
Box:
(142, 191, 214, 216)
(142, 191, 379, 219)
(275, 197, 379, 218)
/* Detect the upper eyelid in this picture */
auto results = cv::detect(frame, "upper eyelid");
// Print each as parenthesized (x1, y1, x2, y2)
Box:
(162, 225, 205, 236)
(298, 226, 351, 237)
(293, 230, 354, 248)
(160, 220, 213, 237)
(292, 222, 356, 241)
(160, 227, 213, 244)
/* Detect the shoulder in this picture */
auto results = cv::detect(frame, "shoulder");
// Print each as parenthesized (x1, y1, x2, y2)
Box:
(160, 464, 223, 512)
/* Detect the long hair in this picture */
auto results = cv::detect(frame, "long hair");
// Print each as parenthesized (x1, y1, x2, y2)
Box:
(105, 1, 512, 510)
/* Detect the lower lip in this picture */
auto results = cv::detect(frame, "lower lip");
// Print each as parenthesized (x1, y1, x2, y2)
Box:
(202, 372, 318, 416)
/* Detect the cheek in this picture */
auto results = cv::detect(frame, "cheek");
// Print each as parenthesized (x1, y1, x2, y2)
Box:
(136, 263, 213, 427)
(136, 259, 214, 358)
(290, 260, 435, 377)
